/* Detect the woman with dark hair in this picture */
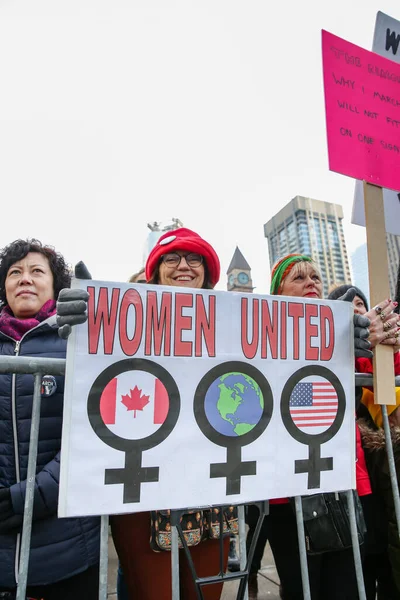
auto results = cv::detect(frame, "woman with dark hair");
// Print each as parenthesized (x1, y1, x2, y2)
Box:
(0, 239, 99, 600)
(328, 284, 400, 353)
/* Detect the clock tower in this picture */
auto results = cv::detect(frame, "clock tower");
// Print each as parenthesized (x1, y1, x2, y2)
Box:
(226, 247, 254, 293)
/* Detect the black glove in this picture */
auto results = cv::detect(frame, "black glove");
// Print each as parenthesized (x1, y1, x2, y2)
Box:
(0, 488, 23, 534)
(57, 261, 91, 340)
(335, 287, 373, 359)
(353, 314, 372, 358)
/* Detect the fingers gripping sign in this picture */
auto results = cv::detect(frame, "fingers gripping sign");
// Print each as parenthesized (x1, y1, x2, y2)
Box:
(353, 314, 372, 358)
(368, 299, 399, 348)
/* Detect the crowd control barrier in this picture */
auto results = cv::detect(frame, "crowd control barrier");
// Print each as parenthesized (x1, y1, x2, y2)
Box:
(3, 354, 400, 600)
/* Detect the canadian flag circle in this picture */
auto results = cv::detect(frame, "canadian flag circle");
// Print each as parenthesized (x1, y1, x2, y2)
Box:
(99, 370, 169, 440)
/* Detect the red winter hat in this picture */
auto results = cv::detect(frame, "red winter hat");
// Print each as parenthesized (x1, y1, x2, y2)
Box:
(145, 227, 220, 286)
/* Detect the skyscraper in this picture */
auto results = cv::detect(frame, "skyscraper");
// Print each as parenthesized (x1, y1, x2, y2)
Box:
(264, 196, 351, 296)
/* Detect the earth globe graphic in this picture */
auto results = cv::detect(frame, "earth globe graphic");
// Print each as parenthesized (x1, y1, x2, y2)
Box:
(204, 372, 264, 437)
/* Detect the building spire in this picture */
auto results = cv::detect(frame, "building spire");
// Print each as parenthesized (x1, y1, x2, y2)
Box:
(226, 247, 251, 274)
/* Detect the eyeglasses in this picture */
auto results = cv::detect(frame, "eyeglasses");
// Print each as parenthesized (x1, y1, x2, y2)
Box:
(161, 253, 204, 268)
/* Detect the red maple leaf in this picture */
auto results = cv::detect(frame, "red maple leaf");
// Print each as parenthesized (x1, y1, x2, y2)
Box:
(121, 386, 150, 417)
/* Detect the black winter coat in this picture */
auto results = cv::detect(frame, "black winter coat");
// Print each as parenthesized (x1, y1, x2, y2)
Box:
(0, 315, 99, 587)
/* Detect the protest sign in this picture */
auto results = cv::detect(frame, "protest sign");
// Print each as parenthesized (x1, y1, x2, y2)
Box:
(373, 11, 400, 60)
(59, 280, 355, 518)
(352, 12, 400, 236)
(322, 29, 396, 405)
(322, 29, 400, 190)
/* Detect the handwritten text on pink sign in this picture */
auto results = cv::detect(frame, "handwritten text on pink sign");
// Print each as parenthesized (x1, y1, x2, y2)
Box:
(322, 30, 400, 190)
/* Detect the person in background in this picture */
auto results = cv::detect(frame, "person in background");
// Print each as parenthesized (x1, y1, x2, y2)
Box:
(329, 283, 400, 599)
(128, 267, 146, 284)
(260, 254, 399, 600)
(0, 239, 100, 600)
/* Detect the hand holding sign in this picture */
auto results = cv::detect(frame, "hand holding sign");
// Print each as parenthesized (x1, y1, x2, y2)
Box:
(334, 287, 372, 358)
(57, 261, 91, 339)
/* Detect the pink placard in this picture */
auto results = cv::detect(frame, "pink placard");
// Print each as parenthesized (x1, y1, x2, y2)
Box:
(322, 30, 400, 190)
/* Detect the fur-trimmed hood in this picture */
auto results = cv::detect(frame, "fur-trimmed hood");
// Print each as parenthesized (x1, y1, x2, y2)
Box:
(358, 418, 400, 451)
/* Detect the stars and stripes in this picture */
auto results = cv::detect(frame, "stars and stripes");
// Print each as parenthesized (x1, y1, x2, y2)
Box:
(289, 380, 338, 433)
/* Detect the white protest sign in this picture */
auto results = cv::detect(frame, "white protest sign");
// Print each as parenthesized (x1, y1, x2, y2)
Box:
(59, 281, 355, 518)
(373, 11, 400, 57)
(352, 11, 400, 235)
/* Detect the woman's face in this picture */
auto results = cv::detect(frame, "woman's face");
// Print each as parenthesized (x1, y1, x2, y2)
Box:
(158, 251, 205, 289)
(352, 295, 367, 315)
(279, 262, 323, 299)
(5, 252, 54, 319)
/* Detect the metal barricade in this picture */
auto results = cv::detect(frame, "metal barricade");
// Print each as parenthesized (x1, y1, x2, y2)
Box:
(0, 356, 65, 600)
(3, 354, 400, 600)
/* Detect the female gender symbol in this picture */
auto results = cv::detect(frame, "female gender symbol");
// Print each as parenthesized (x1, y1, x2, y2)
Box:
(194, 361, 273, 495)
(87, 358, 180, 503)
(280, 365, 346, 489)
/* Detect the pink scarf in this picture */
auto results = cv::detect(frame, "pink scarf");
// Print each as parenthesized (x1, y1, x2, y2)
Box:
(0, 299, 57, 341)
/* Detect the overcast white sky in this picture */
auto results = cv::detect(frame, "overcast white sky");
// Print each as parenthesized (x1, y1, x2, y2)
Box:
(0, 0, 398, 293)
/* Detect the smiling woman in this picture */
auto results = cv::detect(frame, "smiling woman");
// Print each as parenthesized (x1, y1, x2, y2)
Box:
(110, 227, 229, 600)
(145, 227, 219, 290)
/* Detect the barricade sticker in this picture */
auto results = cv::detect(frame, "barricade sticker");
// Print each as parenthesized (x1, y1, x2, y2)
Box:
(59, 281, 355, 518)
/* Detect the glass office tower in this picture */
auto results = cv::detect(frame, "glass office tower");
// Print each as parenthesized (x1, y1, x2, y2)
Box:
(264, 196, 351, 297)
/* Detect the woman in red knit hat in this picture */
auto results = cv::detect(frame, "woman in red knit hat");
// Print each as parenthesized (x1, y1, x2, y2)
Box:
(145, 227, 220, 289)
(111, 228, 229, 600)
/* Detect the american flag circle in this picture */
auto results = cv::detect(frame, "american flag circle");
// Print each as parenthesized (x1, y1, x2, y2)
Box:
(289, 375, 339, 435)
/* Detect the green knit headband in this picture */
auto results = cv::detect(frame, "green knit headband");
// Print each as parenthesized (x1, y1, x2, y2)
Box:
(270, 254, 313, 295)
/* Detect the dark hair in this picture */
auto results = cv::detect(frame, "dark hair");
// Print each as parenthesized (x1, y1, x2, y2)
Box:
(148, 260, 213, 289)
(395, 261, 400, 315)
(0, 238, 71, 308)
(327, 284, 369, 311)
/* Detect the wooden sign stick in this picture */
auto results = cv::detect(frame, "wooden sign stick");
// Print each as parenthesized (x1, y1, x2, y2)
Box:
(363, 180, 396, 405)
